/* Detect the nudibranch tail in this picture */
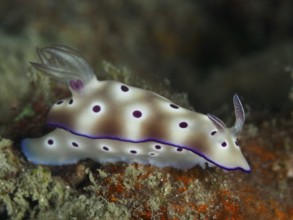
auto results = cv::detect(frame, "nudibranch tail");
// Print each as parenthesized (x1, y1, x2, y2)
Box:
(30, 45, 96, 89)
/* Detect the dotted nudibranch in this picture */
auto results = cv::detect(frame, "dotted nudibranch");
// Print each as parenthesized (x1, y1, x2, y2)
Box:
(21, 45, 251, 172)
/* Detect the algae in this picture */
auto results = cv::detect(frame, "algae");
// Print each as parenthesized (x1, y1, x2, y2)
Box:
(14, 105, 35, 122)
(0, 139, 130, 220)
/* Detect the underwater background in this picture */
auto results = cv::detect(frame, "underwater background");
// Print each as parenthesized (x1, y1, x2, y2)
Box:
(0, 0, 292, 219)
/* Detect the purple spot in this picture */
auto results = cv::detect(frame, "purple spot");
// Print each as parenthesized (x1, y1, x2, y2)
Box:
(235, 141, 239, 146)
(133, 110, 142, 118)
(177, 147, 183, 152)
(221, 142, 227, 147)
(121, 85, 129, 92)
(155, 145, 161, 150)
(130, 150, 137, 154)
(103, 146, 109, 151)
(47, 139, 54, 145)
(170, 104, 179, 109)
(69, 99, 73, 105)
(211, 131, 217, 136)
(92, 105, 101, 113)
(179, 122, 188, 128)
(72, 142, 79, 147)
(70, 79, 84, 91)
(56, 100, 63, 105)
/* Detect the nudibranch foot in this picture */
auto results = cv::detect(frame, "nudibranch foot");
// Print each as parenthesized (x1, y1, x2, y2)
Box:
(21, 129, 216, 169)
(22, 45, 251, 173)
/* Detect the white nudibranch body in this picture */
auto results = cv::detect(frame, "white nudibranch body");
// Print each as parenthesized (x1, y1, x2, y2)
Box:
(21, 45, 251, 172)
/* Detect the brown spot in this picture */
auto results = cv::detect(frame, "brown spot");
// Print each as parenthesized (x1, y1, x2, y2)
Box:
(183, 131, 211, 155)
(139, 112, 169, 141)
(91, 104, 124, 137)
(47, 107, 75, 129)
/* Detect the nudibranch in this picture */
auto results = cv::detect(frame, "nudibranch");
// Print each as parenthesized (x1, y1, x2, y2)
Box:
(21, 45, 250, 172)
